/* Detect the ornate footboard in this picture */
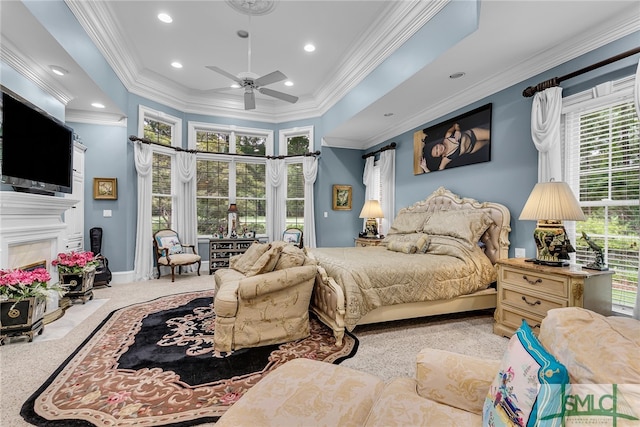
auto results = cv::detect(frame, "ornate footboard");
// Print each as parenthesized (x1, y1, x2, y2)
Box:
(310, 265, 346, 346)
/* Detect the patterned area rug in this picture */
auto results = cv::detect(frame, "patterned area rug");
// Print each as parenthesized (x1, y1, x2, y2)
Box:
(21, 291, 358, 426)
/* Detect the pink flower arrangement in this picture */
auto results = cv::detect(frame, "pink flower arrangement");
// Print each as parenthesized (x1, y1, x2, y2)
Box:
(52, 251, 99, 275)
(0, 267, 52, 304)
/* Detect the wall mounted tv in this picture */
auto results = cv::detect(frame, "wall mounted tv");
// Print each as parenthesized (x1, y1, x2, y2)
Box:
(0, 87, 74, 195)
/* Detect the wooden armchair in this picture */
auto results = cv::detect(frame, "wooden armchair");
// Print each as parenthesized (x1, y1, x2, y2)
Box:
(153, 229, 201, 282)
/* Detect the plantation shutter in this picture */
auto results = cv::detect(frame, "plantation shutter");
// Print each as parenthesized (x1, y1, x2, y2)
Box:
(563, 78, 640, 313)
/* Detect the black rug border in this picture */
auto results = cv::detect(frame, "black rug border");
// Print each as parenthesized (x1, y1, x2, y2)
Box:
(20, 291, 358, 427)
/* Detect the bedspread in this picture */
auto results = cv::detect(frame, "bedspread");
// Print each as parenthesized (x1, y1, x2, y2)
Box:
(309, 237, 497, 331)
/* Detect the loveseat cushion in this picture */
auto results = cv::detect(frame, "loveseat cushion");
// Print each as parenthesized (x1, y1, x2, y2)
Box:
(365, 377, 481, 426)
(275, 244, 307, 270)
(539, 307, 640, 385)
(215, 358, 384, 427)
(245, 245, 283, 276)
(232, 242, 270, 274)
(416, 348, 499, 415)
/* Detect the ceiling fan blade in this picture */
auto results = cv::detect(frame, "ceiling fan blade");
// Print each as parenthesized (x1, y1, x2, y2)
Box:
(254, 70, 287, 87)
(258, 87, 298, 104)
(205, 66, 242, 85)
(244, 90, 256, 110)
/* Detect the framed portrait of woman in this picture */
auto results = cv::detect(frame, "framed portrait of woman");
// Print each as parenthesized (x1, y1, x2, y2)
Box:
(332, 185, 352, 210)
(413, 103, 492, 175)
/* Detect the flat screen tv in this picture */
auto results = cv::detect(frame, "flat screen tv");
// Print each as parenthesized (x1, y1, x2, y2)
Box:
(0, 87, 74, 195)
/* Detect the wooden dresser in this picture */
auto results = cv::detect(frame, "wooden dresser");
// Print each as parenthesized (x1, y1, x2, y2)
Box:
(209, 238, 255, 274)
(494, 258, 614, 337)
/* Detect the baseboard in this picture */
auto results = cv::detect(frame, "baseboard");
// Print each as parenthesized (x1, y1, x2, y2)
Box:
(109, 262, 209, 285)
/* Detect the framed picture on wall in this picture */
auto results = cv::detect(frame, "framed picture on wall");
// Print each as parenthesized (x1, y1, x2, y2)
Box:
(93, 178, 118, 200)
(332, 185, 352, 210)
(413, 103, 492, 175)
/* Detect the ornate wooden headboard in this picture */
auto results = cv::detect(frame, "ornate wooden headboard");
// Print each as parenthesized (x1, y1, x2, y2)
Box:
(398, 187, 511, 264)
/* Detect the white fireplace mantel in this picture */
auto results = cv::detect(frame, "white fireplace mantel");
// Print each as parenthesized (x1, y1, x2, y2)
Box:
(0, 192, 79, 269)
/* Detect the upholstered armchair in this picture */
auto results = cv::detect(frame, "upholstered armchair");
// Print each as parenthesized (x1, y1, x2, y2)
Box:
(213, 241, 318, 353)
(153, 229, 202, 282)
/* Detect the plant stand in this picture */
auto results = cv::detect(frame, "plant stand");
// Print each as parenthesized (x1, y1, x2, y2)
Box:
(60, 267, 96, 304)
(0, 297, 46, 344)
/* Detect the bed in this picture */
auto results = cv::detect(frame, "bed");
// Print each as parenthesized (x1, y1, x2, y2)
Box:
(306, 187, 511, 345)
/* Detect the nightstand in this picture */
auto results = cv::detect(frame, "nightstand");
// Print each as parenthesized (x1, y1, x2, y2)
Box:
(354, 237, 383, 247)
(493, 258, 614, 337)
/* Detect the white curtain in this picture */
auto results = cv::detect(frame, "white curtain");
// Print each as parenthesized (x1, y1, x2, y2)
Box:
(133, 142, 153, 281)
(303, 156, 318, 248)
(266, 158, 286, 241)
(379, 149, 395, 235)
(175, 151, 198, 273)
(634, 59, 640, 320)
(531, 86, 563, 182)
(361, 156, 375, 230)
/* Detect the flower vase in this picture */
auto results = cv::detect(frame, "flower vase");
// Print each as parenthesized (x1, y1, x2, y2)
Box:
(60, 266, 96, 304)
(0, 297, 46, 344)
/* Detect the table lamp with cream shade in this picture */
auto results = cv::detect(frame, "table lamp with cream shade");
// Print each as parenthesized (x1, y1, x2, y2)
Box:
(359, 200, 384, 238)
(519, 180, 586, 266)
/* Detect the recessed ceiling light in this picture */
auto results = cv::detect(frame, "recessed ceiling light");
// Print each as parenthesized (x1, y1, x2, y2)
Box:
(237, 30, 249, 38)
(171, 61, 183, 69)
(449, 72, 465, 79)
(384, 112, 394, 117)
(284, 81, 293, 87)
(157, 13, 173, 23)
(304, 43, 316, 53)
(91, 102, 105, 109)
(49, 65, 68, 76)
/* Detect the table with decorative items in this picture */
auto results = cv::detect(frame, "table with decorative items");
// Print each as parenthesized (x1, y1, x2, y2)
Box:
(209, 238, 256, 274)
(493, 257, 614, 338)
(354, 237, 384, 247)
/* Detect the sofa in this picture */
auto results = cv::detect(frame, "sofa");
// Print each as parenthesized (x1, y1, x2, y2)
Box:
(216, 307, 640, 426)
(213, 240, 318, 353)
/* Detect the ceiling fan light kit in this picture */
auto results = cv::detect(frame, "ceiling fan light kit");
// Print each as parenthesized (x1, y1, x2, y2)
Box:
(207, 0, 296, 110)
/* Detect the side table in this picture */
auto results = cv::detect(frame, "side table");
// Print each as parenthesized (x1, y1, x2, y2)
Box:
(494, 258, 614, 337)
(354, 237, 383, 247)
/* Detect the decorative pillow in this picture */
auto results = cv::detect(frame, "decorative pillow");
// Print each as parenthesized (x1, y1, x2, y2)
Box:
(246, 245, 283, 277)
(387, 211, 432, 235)
(158, 236, 183, 255)
(233, 242, 271, 274)
(274, 244, 307, 270)
(385, 233, 429, 254)
(483, 321, 569, 427)
(422, 210, 494, 248)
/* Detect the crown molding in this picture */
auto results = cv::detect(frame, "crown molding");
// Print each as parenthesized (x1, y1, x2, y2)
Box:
(1, 39, 73, 105)
(355, 9, 640, 150)
(65, 0, 141, 91)
(65, 109, 128, 126)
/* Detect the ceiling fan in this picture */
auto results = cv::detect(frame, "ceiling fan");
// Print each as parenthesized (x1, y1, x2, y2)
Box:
(206, 17, 298, 110)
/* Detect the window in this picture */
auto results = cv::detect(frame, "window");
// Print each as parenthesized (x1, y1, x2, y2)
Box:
(190, 122, 272, 237)
(563, 77, 639, 314)
(280, 126, 314, 230)
(139, 106, 181, 234)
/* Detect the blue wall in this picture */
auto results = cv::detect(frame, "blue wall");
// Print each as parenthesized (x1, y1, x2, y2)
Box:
(3, 0, 638, 274)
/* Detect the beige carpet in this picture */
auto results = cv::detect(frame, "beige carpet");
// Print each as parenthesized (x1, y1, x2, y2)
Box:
(1, 273, 508, 426)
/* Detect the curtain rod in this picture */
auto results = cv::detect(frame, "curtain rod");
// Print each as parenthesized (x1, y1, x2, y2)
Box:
(129, 135, 320, 158)
(266, 151, 321, 159)
(522, 46, 640, 98)
(362, 142, 397, 159)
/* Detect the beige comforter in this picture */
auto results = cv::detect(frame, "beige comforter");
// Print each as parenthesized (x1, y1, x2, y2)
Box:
(309, 237, 497, 331)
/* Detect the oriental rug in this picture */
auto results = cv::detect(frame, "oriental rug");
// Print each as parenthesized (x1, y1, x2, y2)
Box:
(21, 291, 358, 426)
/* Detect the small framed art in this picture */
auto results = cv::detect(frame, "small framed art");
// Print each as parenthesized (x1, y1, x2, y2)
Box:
(93, 178, 118, 200)
(332, 185, 352, 210)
